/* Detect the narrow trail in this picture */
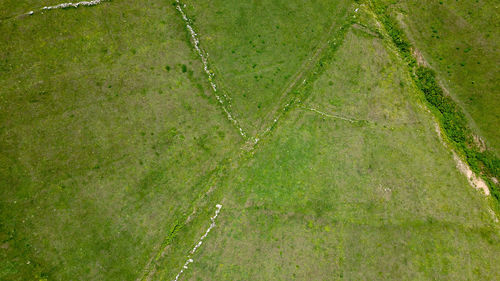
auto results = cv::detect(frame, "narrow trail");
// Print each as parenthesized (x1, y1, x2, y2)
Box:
(145, 14, 354, 279)
(253, 15, 347, 144)
(141, 6, 356, 281)
(138, 2, 250, 279)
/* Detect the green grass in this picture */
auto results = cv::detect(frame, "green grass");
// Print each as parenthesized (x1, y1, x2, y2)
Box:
(170, 29, 500, 281)
(1, 1, 499, 280)
(180, 0, 353, 135)
(0, 1, 242, 280)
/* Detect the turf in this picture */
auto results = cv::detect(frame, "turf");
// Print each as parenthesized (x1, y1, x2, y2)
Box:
(0, 1, 242, 280)
(0, 0, 498, 280)
(170, 28, 500, 281)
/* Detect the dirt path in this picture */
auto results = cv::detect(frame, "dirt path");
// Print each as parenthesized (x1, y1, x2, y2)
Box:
(172, 204, 222, 281)
(453, 152, 490, 195)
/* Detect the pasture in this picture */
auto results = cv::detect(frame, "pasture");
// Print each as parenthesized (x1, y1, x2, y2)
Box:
(0, 0, 498, 280)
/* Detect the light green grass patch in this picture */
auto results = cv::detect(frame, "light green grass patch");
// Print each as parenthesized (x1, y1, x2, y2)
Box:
(176, 29, 499, 281)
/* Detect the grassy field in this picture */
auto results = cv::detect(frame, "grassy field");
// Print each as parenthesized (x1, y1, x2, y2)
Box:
(0, 0, 498, 280)
(382, 0, 500, 154)
(168, 27, 500, 281)
(0, 1, 242, 280)
(181, 0, 353, 136)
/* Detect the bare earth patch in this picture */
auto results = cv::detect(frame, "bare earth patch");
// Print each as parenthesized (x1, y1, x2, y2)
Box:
(453, 152, 490, 196)
(434, 121, 489, 196)
(412, 47, 429, 67)
(489, 208, 499, 223)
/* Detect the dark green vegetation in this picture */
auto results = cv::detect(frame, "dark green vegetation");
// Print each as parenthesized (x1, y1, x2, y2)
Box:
(0, 0, 499, 280)
(370, 0, 500, 203)
(390, 0, 500, 153)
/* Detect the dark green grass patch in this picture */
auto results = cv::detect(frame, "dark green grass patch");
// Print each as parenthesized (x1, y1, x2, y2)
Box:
(0, 1, 242, 280)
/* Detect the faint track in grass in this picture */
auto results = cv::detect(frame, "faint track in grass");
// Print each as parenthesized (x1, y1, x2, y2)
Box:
(251, 13, 354, 147)
(172, 204, 222, 281)
(300, 105, 362, 123)
(138, 1, 250, 279)
(248, 14, 355, 149)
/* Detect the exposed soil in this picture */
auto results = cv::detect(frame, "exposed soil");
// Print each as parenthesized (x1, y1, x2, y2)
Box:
(453, 152, 490, 196)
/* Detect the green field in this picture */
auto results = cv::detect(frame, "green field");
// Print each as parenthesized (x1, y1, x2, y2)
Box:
(157, 23, 500, 281)
(1, 0, 499, 280)
(0, 1, 242, 279)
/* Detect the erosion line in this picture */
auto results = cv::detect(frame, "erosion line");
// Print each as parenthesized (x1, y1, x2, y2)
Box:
(433, 122, 490, 196)
(365, 1, 494, 199)
(175, 1, 247, 139)
(173, 204, 222, 281)
(302, 106, 359, 123)
(42, 0, 106, 10)
(3, 0, 108, 19)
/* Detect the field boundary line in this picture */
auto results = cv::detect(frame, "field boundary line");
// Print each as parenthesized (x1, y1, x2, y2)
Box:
(175, 0, 248, 139)
(40, 0, 106, 11)
(252, 13, 348, 141)
(142, 6, 355, 280)
(139, 15, 348, 273)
